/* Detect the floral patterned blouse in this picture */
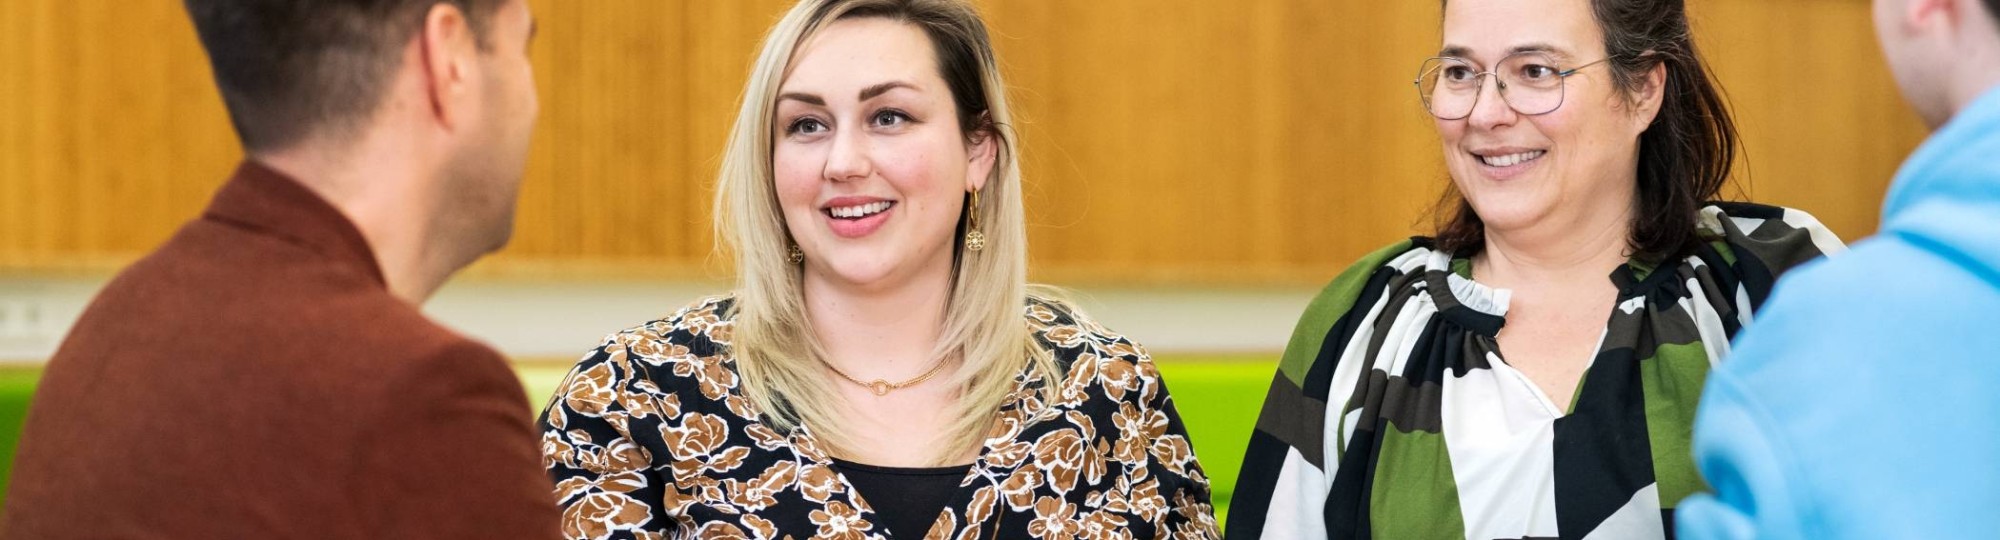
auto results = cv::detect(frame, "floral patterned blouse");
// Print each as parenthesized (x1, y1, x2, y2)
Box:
(539, 296, 1221, 540)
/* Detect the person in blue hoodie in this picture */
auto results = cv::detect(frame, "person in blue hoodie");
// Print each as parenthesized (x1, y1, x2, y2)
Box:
(1676, 0, 2000, 538)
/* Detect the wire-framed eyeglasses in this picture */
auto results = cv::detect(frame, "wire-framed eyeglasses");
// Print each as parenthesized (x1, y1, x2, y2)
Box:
(1415, 52, 1614, 120)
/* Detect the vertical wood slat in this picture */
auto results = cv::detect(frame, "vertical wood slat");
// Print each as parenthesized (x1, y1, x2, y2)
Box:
(0, 0, 1928, 284)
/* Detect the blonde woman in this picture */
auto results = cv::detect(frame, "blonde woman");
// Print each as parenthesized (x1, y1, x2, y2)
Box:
(539, 1, 1218, 538)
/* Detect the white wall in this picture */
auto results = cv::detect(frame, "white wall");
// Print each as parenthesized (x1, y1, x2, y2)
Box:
(0, 276, 1316, 363)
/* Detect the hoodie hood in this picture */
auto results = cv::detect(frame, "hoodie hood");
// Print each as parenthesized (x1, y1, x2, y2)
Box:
(1879, 84, 2000, 285)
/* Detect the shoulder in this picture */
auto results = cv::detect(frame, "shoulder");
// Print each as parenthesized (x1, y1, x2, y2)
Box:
(1698, 202, 1846, 275)
(1275, 238, 1430, 380)
(238, 273, 504, 399)
(1730, 234, 1988, 366)
(363, 337, 534, 443)
(598, 294, 738, 361)
(1026, 296, 1170, 404)
(343, 308, 527, 420)
(1703, 232, 2000, 532)
(1714, 231, 2000, 418)
(547, 295, 739, 415)
(1026, 296, 1142, 358)
(585, 293, 738, 373)
(560, 296, 740, 396)
(1300, 237, 1429, 322)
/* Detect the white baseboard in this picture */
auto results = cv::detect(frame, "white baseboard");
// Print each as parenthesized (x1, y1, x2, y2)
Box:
(0, 276, 1319, 364)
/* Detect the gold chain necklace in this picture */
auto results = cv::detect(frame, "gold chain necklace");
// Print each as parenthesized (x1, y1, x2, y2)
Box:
(822, 357, 950, 396)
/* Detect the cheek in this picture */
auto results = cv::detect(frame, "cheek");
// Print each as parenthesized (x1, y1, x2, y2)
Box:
(1563, 104, 1640, 160)
(877, 140, 968, 236)
(1535, 107, 1639, 199)
(772, 146, 823, 211)
(876, 138, 964, 196)
(1434, 118, 1467, 148)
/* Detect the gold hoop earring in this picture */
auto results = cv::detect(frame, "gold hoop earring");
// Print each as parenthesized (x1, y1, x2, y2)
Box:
(964, 190, 986, 252)
(787, 244, 805, 264)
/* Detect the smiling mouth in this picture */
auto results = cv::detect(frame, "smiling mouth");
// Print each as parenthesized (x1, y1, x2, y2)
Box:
(825, 201, 895, 220)
(1477, 150, 1546, 167)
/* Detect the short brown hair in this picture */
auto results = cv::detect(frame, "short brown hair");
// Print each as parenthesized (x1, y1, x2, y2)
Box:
(1434, 0, 1739, 263)
(182, 0, 505, 152)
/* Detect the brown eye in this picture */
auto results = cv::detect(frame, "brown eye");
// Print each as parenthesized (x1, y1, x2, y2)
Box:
(1518, 63, 1559, 82)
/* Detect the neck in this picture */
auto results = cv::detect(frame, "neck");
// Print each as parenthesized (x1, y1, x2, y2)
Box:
(253, 130, 464, 305)
(1475, 200, 1633, 290)
(1928, 20, 2000, 126)
(1951, 48, 2000, 120)
(803, 263, 955, 377)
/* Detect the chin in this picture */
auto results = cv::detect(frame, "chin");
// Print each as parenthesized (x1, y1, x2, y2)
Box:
(811, 257, 901, 290)
(1461, 194, 1554, 235)
(483, 222, 515, 254)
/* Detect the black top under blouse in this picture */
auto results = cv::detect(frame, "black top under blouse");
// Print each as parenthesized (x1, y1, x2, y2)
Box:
(830, 458, 972, 539)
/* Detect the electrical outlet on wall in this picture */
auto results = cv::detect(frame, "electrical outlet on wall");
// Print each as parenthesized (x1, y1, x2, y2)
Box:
(0, 296, 61, 361)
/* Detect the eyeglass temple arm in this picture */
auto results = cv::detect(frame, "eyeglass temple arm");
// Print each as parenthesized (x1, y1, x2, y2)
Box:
(1559, 55, 1618, 77)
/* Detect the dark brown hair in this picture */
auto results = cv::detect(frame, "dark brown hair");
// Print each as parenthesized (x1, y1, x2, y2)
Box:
(182, 0, 505, 152)
(1433, 0, 1739, 262)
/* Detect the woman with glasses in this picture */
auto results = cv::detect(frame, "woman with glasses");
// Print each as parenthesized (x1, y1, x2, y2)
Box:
(1227, 0, 1844, 538)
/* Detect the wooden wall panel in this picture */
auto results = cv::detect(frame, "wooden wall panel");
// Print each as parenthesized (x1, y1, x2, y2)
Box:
(0, 0, 1927, 284)
(505, 0, 793, 278)
(0, 1, 239, 272)
(1696, 0, 1928, 233)
(990, 1, 1447, 282)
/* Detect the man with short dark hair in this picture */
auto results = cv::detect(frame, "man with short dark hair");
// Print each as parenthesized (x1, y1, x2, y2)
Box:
(1, 0, 559, 537)
(1677, 0, 2000, 538)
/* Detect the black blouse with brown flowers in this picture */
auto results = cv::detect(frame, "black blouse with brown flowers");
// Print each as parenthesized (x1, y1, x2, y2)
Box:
(539, 296, 1221, 540)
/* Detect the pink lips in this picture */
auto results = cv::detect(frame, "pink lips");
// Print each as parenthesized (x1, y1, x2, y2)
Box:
(821, 196, 895, 239)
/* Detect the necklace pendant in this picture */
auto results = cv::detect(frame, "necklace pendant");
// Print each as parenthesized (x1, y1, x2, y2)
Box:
(867, 380, 892, 396)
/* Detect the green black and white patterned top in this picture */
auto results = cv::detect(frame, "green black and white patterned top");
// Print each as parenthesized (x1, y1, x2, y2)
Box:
(1226, 203, 1843, 540)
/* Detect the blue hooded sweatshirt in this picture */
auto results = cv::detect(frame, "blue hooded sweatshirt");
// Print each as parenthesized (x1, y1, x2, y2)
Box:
(1677, 85, 2000, 538)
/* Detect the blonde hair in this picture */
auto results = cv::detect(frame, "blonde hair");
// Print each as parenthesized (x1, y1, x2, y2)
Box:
(712, 0, 1058, 465)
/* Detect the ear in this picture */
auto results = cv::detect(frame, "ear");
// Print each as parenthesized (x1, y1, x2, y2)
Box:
(418, 3, 481, 132)
(1909, 0, 1956, 31)
(1628, 60, 1669, 135)
(964, 123, 999, 193)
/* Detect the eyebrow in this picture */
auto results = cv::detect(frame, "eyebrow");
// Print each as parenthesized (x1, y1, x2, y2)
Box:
(858, 81, 917, 101)
(1437, 43, 1574, 60)
(777, 92, 825, 107)
(776, 81, 919, 108)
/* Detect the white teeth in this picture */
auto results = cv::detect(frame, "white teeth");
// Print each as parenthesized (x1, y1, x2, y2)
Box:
(1479, 150, 1546, 167)
(829, 201, 892, 219)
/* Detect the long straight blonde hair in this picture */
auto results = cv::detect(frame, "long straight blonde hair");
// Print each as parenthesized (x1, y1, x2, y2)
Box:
(712, 0, 1059, 465)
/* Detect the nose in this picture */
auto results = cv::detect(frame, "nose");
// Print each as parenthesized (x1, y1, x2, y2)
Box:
(823, 126, 872, 183)
(1465, 75, 1519, 130)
